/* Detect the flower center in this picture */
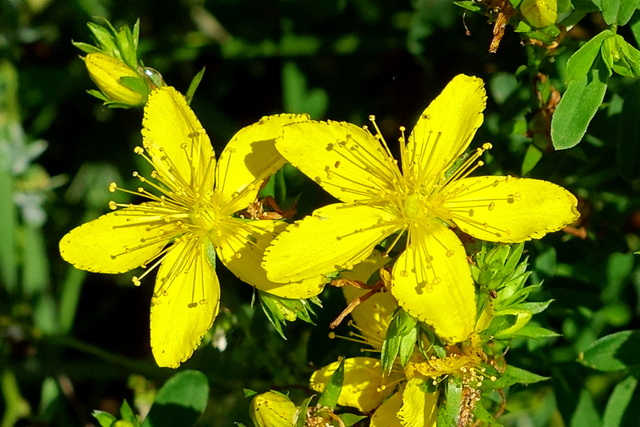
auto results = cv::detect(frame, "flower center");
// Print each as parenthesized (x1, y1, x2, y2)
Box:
(403, 192, 422, 219)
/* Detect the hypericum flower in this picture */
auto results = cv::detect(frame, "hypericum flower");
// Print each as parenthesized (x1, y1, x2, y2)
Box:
(59, 87, 325, 368)
(84, 52, 149, 107)
(310, 255, 437, 427)
(264, 74, 579, 343)
(311, 253, 493, 426)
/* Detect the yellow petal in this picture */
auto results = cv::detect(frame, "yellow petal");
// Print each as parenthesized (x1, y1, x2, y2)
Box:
(390, 221, 476, 343)
(216, 114, 311, 213)
(310, 357, 401, 413)
(142, 87, 215, 193)
(371, 391, 404, 427)
(398, 378, 438, 427)
(443, 176, 580, 242)
(277, 120, 401, 203)
(150, 240, 220, 368)
(59, 205, 172, 274)
(406, 75, 485, 181)
(341, 253, 398, 348)
(216, 218, 326, 299)
(263, 203, 400, 283)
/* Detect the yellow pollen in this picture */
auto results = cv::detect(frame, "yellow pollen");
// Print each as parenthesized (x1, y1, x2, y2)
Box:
(109, 182, 117, 192)
(134, 146, 144, 155)
(132, 277, 141, 286)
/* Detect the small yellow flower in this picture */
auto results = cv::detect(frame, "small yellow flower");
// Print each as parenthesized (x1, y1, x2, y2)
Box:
(84, 52, 148, 106)
(59, 87, 324, 368)
(310, 255, 437, 426)
(264, 74, 579, 343)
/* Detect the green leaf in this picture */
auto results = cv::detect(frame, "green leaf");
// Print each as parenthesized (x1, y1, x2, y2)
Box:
(398, 325, 418, 367)
(185, 68, 206, 104)
(72, 41, 103, 54)
(522, 143, 543, 175)
(616, 80, 640, 181)
(339, 413, 367, 426)
(93, 411, 117, 427)
(381, 309, 418, 374)
(295, 396, 314, 427)
(87, 21, 118, 56)
(601, 0, 640, 25)
(115, 24, 137, 68)
(439, 377, 463, 426)
(119, 400, 137, 423)
(282, 61, 328, 119)
(453, 1, 485, 13)
(566, 30, 612, 82)
(259, 292, 319, 339)
(142, 371, 209, 427)
(570, 388, 601, 427)
(316, 358, 344, 410)
(603, 376, 638, 427)
(603, 252, 634, 303)
(491, 365, 549, 388)
(578, 330, 640, 372)
(551, 60, 608, 150)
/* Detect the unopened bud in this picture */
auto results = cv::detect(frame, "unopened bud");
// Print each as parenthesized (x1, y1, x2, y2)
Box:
(250, 391, 298, 427)
(84, 52, 147, 107)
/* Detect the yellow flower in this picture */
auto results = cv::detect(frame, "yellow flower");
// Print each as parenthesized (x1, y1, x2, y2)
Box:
(84, 52, 148, 106)
(59, 87, 324, 368)
(264, 74, 579, 343)
(310, 254, 437, 426)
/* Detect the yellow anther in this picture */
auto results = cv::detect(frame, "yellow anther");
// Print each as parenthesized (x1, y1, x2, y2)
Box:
(108, 182, 117, 192)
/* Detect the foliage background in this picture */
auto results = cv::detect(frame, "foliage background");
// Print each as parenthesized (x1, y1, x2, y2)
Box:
(1, 0, 639, 426)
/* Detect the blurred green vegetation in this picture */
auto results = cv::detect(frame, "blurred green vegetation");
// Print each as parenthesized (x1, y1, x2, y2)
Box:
(1, 0, 640, 426)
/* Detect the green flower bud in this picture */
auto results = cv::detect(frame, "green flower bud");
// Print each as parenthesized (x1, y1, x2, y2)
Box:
(84, 52, 148, 107)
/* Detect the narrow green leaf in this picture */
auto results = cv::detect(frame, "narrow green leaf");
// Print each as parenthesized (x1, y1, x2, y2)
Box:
(116, 25, 137, 68)
(551, 60, 608, 150)
(185, 68, 206, 104)
(603, 376, 638, 427)
(22, 225, 49, 296)
(295, 396, 314, 427)
(491, 365, 549, 388)
(120, 400, 136, 423)
(453, 1, 485, 13)
(142, 371, 209, 427)
(72, 41, 102, 54)
(87, 22, 118, 55)
(578, 330, 640, 372)
(316, 358, 344, 410)
(570, 388, 601, 427)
